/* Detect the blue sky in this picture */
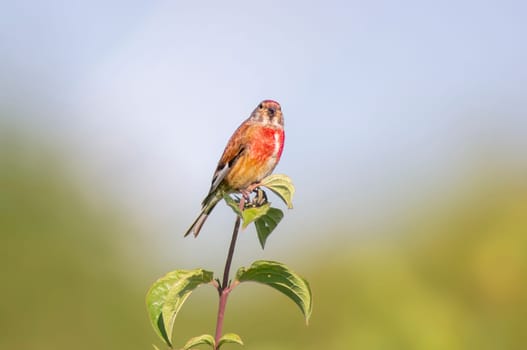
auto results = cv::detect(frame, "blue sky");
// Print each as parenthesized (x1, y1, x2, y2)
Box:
(2, 1, 526, 266)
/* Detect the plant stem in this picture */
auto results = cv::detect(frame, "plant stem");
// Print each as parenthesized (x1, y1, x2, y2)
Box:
(214, 286, 230, 349)
(221, 215, 241, 290)
(214, 198, 245, 349)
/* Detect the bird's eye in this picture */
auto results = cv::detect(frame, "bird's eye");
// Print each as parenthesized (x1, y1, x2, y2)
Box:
(259, 103, 264, 109)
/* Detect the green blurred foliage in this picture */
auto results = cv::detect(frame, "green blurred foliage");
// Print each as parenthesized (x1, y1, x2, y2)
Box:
(0, 126, 223, 349)
(0, 129, 154, 349)
(1, 126, 526, 349)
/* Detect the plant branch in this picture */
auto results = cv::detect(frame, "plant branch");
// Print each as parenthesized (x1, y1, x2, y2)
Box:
(221, 215, 241, 290)
(214, 197, 245, 349)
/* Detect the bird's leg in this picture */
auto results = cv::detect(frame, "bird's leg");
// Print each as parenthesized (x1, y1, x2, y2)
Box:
(241, 182, 270, 208)
(240, 182, 261, 207)
(240, 189, 252, 202)
(245, 182, 262, 193)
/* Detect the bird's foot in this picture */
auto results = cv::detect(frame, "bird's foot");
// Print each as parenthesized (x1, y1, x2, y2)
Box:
(239, 183, 268, 208)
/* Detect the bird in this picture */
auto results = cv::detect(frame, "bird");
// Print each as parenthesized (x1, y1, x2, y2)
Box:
(185, 100, 285, 237)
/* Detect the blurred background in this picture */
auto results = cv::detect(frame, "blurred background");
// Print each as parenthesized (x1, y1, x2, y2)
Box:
(2, 1, 526, 349)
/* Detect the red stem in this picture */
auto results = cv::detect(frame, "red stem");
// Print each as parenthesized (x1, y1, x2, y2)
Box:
(214, 285, 231, 348)
(214, 198, 245, 349)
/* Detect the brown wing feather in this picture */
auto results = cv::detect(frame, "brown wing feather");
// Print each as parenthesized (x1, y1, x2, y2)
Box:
(206, 120, 251, 197)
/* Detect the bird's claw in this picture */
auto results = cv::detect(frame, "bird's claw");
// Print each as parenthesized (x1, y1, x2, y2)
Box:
(235, 183, 269, 209)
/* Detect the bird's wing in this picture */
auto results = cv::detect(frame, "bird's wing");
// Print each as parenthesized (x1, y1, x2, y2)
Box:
(205, 122, 250, 198)
(208, 146, 244, 194)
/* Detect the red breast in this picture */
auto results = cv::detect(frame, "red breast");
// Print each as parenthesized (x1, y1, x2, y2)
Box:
(252, 126, 284, 164)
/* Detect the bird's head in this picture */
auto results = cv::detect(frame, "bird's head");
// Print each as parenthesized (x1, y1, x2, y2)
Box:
(250, 100, 283, 127)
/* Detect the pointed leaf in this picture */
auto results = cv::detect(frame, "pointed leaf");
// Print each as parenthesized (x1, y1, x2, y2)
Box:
(162, 270, 214, 345)
(224, 194, 273, 229)
(261, 174, 295, 209)
(146, 269, 214, 347)
(183, 334, 215, 349)
(241, 202, 270, 228)
(218, 333, 244, 348)
(235, 260, 312, 324)
(146, 270, 189, 346)
(254, 207, 284, 249)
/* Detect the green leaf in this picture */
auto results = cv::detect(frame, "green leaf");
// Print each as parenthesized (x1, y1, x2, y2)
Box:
(146, 269, 214, 347)
(225, 194, 273, 230)
(240, 202, 270, 229)
(182, 334, 215, 349)
(261, 174, 295, 209)
(152, 345, 161, 350)
(235, 260, 312, 324)
(218, 333, 244, 348)
(254, 207, 284, 249)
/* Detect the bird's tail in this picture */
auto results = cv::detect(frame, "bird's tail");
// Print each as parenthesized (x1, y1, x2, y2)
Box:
(184, 190, 223, 237)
